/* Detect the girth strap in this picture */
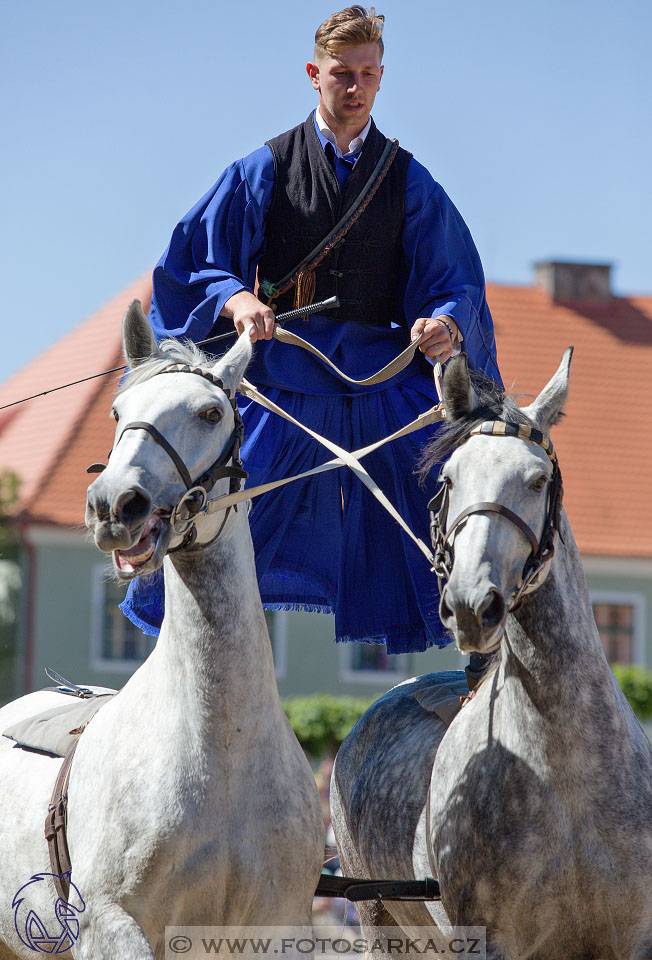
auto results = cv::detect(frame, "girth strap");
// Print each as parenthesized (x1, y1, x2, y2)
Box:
(315, 873, 440, 902)
(44, 740, 79, 903)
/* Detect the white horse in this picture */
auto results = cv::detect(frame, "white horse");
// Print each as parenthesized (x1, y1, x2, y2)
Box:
(331, 351, 652, 959)
(0, 302, 324, 959)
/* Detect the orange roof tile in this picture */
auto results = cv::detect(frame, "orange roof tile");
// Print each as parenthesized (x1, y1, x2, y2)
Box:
(2, 274, 651, 559)
(489, 284, 652, 558)
(0, 275, 151, 521)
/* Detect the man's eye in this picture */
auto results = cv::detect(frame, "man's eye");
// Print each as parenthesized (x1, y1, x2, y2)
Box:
(200, 408, 222, 424)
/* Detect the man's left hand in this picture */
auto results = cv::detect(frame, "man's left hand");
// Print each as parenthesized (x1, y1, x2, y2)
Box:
(410, 316, 460, 363)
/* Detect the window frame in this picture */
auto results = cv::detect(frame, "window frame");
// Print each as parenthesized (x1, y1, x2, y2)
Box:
(589, 589, 646, 666)
(338, 643, 409, 685)
(90, 564, 155, 673)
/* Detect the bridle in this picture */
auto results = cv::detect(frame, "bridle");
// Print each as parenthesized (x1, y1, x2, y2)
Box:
(87, 362, 248, 552)
(427, 420, 564, 611)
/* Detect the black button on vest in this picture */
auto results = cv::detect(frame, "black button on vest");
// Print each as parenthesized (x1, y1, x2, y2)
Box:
(258, 115, 412, 326)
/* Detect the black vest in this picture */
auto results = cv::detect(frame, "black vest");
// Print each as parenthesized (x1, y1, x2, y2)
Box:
(258, 115, 412, 326)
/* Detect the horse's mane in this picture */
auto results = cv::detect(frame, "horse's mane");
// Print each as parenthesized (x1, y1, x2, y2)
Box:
(117, 339, 214, 394)
(419, 370, 533, 478)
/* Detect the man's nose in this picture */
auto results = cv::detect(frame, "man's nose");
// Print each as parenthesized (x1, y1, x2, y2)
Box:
(347, 75, 362, 92)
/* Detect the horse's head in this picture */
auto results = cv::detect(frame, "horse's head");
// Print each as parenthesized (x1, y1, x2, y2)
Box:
(85, 301, 252, 578)
(425, 349, 572, 654)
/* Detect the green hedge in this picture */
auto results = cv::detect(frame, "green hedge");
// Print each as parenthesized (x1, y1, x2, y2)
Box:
(612, 665, 652, 721)
(283, 695, 372, 758)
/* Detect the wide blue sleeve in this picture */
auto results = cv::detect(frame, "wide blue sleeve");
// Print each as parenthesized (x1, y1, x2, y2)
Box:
(402, 158, 501, 384)
(147, 146, 275, 342)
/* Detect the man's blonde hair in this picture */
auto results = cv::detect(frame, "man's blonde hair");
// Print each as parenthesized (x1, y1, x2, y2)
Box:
(314, 6, 385, 60)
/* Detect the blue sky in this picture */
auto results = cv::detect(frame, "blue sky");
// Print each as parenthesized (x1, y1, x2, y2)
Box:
(1, 0, 650, 385)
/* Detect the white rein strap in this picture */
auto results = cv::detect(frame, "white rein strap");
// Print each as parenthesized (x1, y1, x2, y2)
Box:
(205, 378, 444, 565)
(272, 324, 426, 386)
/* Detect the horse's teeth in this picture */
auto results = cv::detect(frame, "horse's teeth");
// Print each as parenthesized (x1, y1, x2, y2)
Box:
(129, 545, 154, 563)
(118, 543, 155, 566)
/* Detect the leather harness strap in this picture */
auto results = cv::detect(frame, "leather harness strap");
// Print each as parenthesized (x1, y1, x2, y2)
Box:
(44, 740, 79, 903)
(444, 501, 540, 555)
(118, 421, 194, 489)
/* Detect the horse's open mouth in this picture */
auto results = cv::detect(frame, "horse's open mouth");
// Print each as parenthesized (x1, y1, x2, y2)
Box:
(114, 514, 164, 575)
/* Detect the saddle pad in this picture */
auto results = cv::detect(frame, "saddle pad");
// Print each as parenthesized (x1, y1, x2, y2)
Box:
(412, 674, 469, 726)
(2, 693, 115, 757)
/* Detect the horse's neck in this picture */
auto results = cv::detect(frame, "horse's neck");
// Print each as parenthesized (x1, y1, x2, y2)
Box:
(501, 511, 617, 712)
(153, 509, 282, 737)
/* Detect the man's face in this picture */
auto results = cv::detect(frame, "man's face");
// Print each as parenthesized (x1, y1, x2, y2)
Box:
(306, 43, 383, 135)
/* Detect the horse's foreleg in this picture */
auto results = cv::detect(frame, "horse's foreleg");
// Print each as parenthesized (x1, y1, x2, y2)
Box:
(352, 901, 403, 960)
(71, 902, 154, 960)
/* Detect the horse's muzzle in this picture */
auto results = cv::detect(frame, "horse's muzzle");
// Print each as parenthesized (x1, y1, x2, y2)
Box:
(439, 584, 506, 653)
(86, 482, 153, 551)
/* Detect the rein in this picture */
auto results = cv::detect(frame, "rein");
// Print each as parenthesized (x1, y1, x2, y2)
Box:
(428, 420, 564, 610)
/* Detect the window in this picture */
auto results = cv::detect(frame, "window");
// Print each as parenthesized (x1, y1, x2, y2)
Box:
(91, 565, 156, 672)
(590, 591, 645, 666)
(340, 643, 408, 684)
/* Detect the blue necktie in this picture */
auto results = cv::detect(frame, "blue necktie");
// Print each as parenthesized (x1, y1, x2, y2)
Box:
(325, 142, 357, 190)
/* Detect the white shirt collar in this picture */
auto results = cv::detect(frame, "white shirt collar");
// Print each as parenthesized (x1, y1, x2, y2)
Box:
(315, 109, 371, 158)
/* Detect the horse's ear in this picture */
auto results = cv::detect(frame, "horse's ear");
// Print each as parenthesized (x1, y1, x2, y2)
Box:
(522, 347, 573, 432)
(122, 300, 157, 367)
(442, 354, 479, 420)
(211, 331, 253, 396)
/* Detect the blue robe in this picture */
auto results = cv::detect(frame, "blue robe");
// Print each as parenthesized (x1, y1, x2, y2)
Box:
(121, 117, 501, 654)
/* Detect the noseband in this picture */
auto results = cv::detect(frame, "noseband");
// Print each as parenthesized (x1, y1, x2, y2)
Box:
(428, 421, 564, 611)
(88, 362, 249, 552)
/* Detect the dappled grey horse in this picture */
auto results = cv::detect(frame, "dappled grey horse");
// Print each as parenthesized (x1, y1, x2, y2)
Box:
(0, 302, 323, 959)
(332, 351, 652, 959)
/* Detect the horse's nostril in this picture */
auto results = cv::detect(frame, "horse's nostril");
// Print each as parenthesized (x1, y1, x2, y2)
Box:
(439, 589, 454, 624)
(114, 488, 152, 525)
(478, 589, 505, 629)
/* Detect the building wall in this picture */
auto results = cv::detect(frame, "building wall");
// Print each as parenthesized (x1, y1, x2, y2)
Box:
(2, 530, 651, 712)
(273, 609, 465, 701)
(582, 556, 652, 668)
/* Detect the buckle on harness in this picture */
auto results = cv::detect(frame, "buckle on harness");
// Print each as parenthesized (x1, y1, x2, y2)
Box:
(170, 486, 208, 536)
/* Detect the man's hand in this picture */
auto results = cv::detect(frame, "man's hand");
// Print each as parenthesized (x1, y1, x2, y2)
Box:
(410, 315, 459, 363)
(222, 290, 275, 342)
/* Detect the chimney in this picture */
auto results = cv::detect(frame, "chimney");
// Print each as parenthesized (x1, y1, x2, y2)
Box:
(534, 260, 612, 301)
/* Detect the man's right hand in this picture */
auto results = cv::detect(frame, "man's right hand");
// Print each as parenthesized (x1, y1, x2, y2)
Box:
(222, 290, 275, 342)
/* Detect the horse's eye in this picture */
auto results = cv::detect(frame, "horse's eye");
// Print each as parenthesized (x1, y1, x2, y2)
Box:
(530, 474, 548, 492)
(111, 409, 119, 422)
(200, 407, 222, 424)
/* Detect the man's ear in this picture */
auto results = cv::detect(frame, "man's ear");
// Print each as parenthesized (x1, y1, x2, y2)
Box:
(306, 62, 320, 91)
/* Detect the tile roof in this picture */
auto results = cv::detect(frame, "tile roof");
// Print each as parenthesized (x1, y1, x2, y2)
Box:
(490, 284, 652, 558)
(1, 275, 651, 557)
(0, 276, 151, 527)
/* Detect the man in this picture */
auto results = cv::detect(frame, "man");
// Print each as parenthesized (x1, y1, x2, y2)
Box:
(121, 6, 501, 655)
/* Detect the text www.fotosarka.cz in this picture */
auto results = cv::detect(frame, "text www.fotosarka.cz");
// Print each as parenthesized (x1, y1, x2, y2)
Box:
(165, 926, 486, 959)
